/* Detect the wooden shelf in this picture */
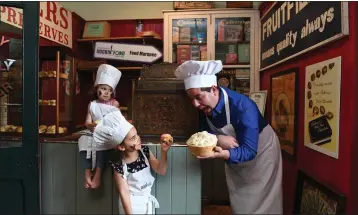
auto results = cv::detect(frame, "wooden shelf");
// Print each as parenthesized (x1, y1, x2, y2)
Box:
(39, 71, 69, 79)
(78, 66, 142, 71)
(222, 65, 250, 69)
(173, 41, 207, 45)
(215, 41, 250, 44)
(77, 36, 162, 43)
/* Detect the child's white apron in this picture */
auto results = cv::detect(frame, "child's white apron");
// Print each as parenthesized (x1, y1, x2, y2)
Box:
(119, 149, 159, 214)
(78, 101, 118, 169)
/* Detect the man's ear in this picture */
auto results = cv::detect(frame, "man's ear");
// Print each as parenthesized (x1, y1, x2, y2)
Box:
(212, 85, 219, 96)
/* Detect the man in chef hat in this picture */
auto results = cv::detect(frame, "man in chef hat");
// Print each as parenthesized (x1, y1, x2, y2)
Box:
(78, 64, 122, 189)
(175, 60, 283, 214)
(93, 110, 172, 214)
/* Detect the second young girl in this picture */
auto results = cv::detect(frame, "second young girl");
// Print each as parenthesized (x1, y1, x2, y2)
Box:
(93, 110, 172, 214)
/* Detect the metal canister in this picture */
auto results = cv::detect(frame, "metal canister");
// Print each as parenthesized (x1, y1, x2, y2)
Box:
(136, 20, 143, 34)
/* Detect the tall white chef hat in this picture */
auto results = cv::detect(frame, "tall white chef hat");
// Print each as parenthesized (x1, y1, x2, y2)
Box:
(175, 60, 223, 90)
(94, 64, 122, 90)
(93, 110, 133, 145)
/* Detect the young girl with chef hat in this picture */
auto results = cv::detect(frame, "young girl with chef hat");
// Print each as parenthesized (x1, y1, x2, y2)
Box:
(93, 110, 173, 214)
(78, 64, 122, 189)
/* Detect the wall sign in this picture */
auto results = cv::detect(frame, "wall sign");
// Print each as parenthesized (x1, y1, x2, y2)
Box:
(260, 2, 349, 70)
(0, 2, 73, 48)
(249, 90, 267, 116)
(94, 41, 162, 63)
(304, 56, 341, 159)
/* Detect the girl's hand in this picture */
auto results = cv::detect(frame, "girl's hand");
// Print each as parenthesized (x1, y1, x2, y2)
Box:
(86, 123, 97, 132)
(160, 134, 173, 152)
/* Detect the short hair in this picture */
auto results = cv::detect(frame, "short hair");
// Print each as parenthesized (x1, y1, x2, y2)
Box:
(200, 87, 212, 92)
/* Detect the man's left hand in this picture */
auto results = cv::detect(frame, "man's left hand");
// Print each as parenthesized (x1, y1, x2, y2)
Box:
(197, 146, 230, 160)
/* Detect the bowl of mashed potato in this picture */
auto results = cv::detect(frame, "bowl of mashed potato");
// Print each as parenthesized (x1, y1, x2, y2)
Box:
(186, 131, 217, 157)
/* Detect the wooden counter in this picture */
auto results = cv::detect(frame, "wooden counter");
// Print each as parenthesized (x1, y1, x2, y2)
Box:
(41, 141, 201, 214)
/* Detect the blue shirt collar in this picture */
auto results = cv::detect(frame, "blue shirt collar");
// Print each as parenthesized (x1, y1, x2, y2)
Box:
(212, 88, 225, 118)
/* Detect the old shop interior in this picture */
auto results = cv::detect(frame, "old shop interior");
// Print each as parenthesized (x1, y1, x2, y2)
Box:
(1, 1, 358, 215)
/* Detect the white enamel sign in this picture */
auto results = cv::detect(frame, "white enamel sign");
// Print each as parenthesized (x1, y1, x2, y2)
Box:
(94, 41, 162, 63)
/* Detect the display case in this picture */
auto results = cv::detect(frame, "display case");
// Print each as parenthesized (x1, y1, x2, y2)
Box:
(0, 46, 75, 137)
(39, 50, 75, 136)
(163, 9, 260, 94)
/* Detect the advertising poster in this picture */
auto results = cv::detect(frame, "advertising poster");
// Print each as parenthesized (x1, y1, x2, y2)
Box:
(304, 56, 341, 158)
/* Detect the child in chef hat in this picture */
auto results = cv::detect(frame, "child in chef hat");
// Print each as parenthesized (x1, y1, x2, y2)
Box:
(93, 110, 173, 214)
(78, 64, 122, 189)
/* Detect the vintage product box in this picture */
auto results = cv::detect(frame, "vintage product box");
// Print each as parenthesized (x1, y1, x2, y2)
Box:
(200, 46, 207, 61)
(82, 21, 111, 38)
(244, 21, 250, 41)
(177, 45, 191, 64)
(174, 1, 213, 9)
(226, 44, 238, 64)
(218, 20, 226, 42)
(190, 45, 201, 60)
(179, 27, 191, 42)
(226, 53, 238, 64)
(235, 68, 250, 79)
(225, 24, 244, 42)
(238, 43, 250, 63)
(172, 27, 180, 43)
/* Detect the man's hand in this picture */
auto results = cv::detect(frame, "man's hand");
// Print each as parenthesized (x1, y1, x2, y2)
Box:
(216, 135, 239, 149)
(197, 146, 230, 160)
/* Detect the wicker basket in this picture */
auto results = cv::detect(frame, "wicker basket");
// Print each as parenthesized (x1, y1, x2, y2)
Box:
(188, 145, 216, 157)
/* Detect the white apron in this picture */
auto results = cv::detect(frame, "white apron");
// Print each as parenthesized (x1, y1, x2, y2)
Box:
(78, 101, 118, 169)
(119, 149, 159, 214)
(206, 88, 283, 214)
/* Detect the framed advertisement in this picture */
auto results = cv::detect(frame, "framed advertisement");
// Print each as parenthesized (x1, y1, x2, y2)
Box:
(294, 170, 346, 214)
(304, 56, 341, 159)
(249, 90, 267, 116)
(270, 68, 298, 160)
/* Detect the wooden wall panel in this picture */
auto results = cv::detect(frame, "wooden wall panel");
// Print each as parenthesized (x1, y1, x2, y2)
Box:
(41, 143, 201, 214)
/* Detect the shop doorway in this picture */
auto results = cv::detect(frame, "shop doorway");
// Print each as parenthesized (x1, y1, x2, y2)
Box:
(0, 2, 40, 214)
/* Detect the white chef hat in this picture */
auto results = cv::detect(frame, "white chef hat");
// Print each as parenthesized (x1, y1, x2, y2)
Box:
(94, 64, 122, 90)
(93, 110, 133, 145)
(175, 60, 223, 90)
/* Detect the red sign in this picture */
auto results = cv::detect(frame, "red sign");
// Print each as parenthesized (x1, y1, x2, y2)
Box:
(0, 2, 72, 48)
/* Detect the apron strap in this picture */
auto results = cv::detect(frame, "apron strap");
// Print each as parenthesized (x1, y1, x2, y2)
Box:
(221, 87, 231, 124)
(122, 149, 147, 179)
(147, 194, 160, 213)
(205, 88, 231, 131)
(140, 148, 150, 166)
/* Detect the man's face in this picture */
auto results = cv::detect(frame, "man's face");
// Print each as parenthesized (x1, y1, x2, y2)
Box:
(186, 86, 219, 115)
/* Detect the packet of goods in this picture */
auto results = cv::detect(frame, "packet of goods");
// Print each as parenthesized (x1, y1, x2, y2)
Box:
(186, 131, 217, 147)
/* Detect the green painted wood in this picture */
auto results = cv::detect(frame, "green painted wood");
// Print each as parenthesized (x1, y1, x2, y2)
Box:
(76, 150, 113, 214)
(148, 145, 158, 198)
(41, 143, 77, 214)
(155, 147, 172, 214)
(186, 149, 202, 214)
(41, 143, 202, 215)
(171, 147, 187, 214)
